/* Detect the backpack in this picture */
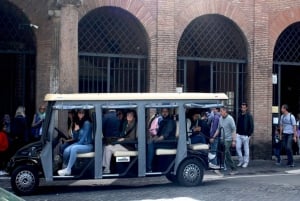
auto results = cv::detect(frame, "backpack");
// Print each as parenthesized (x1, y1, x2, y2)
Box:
(148, 114, 162, 136)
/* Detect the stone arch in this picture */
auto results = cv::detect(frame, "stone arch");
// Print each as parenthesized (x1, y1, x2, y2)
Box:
(269, 8, 300, 58)
(0, 0, 37, 119)
(78, 6, 150, 93)
(78, 0, 156, 39)
(175, 0, 250, 56)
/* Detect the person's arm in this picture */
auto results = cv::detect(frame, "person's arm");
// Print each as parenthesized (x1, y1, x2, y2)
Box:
(75, 121, 91, 145)
(248, 113, 254, 137)
(154, 119, 174, 142)
(119, 123, 136, 142)
(31, 114, 42, 128)
(231, 117, 237, 147)
(292, 115, 297, 142)
(210, 121, 220, 143)
(279, 115, 283, 140)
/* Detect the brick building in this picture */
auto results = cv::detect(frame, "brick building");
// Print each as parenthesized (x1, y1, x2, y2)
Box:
(1, 0, 300, 159)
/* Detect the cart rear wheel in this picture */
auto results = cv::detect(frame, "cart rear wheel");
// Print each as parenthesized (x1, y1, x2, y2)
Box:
(177, 159, 204, 186)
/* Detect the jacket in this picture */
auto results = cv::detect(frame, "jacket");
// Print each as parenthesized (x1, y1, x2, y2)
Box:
(236, 112, 254, 136)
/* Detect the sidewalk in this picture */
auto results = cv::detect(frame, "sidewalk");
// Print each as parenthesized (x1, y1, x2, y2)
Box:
(212, 156, 300, 176)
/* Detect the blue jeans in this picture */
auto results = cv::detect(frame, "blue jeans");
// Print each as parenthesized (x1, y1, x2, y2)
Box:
(283, 134, 294, 165)
(147, 142, 176, 171)
(209, 138, 219, 165)
(63, 143, 93, 170)
(273, 145, 281, 163)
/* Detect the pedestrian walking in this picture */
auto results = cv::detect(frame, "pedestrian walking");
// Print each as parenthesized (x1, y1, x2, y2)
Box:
(296, 113, 300, 155)
(279, 104, 297, 167)
(236, 103, 254, 168)
(11, 106, 29, 155)
(31, 104, 46, 141)
(211, 106, 238, 175)
(0, 119, 9, 176)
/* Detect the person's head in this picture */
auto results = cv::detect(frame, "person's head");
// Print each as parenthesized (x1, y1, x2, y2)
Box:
(38, 104, 46, 114)
(192, 113, 200, 121)
(77, 109, 90, 123)
(126, 110, 136, 123)
(3, 114, 10, 123)
(201, 111, 208, 120)
(281, 104, 289, 114)
(220, 106, 228, 118)
(241, 103, 248, 114)
(161, 108, 170, 118)
(15, 106, 26, 117)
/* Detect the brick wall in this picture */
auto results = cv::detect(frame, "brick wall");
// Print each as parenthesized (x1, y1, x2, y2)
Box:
(7, 0, 300, 158)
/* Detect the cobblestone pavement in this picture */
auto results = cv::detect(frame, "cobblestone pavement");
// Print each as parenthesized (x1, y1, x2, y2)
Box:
(1, 158, 300, 201)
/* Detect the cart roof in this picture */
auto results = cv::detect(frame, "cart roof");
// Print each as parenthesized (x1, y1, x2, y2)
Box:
(44, 93, 228, 102)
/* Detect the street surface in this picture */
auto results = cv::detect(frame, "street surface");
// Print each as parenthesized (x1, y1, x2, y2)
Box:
(1, 169, 300, 201)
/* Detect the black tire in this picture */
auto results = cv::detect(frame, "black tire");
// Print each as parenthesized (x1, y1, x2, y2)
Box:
(11, 165, 39, 196)
(176, 158, 204, 186)
(165, 172, 177, 183)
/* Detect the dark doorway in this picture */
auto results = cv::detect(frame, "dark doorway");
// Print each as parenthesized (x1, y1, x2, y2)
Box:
(186, 61, 210, 92)
(0, 1, 36, 119)
(280, 66, 300, 115)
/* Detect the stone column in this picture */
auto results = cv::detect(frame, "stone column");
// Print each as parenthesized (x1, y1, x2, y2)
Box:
(155, 0, 176, 92)
(251, 1, 273, 159)
(58, 3, 79, 93)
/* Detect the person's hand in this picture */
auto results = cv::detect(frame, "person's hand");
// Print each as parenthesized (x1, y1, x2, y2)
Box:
(209, 138, 214, 144)
(194, 126, 201, 132)
(294, 135, 297, 143)
(74, 124, 80, 131)
(153, 135, 164, 142)
(231, 140, 236, 148)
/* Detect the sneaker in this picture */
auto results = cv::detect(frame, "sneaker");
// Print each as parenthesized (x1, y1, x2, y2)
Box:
(0, 170, 8, 176)
(103, 168, 111, 174)
(209, 162, 220, 169)
(289, 163, 295, 168)
(213, 170, 224, 177)
(58, 168, 71, 176)
(275, 162, 281, 166)
(237, 162, 243, 167)
(229, 170, 238, 175)
(242, 163, 248, 168)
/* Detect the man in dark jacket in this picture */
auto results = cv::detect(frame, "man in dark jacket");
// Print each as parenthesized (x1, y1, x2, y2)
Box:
(146, 108, 176, 172)
(236, 103, 254, 168)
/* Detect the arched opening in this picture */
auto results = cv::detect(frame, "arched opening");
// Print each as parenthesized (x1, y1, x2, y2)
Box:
(177, 14, 248, 118)
(273, 22, 300, 115)
(273, 22, 300, 155)
(0, 1, 36, 119)
(78, 6, 149, 93)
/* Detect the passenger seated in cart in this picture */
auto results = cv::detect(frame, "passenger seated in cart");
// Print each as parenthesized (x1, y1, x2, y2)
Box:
(146, 108, 176, 172)
(102, 109, 121, 143)
(102, 110, 137, 174)
(188, 110, 208, 144)
(57, 109, 93, 176)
